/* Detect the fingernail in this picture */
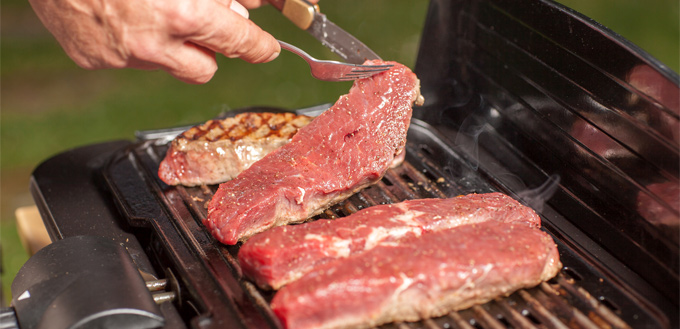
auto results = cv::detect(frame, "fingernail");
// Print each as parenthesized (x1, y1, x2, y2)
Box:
(230, 1, 249, 19)
(266, 51, 280, 62)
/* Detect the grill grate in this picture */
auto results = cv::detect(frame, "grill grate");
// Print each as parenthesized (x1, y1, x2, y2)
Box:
(103, 118, 666, 329)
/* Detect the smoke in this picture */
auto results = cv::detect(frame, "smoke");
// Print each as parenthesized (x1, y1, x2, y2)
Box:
(517, 174, 561, 213)
(453, 113, 489, 171)
(449, 101, 561, 213)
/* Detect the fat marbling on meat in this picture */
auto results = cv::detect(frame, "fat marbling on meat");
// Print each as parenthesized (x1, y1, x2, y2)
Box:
(238, 193, 541, 289)
(205, 61, 423, 245)
(271, 221, 561, 329)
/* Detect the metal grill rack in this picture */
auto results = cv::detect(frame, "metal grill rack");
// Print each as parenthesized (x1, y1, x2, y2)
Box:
(102, 119, 668, 329)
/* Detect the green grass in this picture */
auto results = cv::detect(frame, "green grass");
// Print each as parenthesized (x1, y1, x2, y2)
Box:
(1, 221, 29, 304)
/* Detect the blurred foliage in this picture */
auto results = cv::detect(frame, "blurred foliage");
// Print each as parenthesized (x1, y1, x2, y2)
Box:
(1, 0, 426, 170)
(557, 0, 679, 73)
(1, 221, 29, 305)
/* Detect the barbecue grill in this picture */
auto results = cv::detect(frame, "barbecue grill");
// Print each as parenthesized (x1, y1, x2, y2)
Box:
(3, 0, 678, 328)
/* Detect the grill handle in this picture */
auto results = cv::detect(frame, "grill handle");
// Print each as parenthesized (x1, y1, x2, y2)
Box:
(10, 236, 164, 329)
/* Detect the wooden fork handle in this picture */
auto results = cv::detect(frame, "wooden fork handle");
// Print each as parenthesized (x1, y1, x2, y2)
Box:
(267, 0, 320, 30)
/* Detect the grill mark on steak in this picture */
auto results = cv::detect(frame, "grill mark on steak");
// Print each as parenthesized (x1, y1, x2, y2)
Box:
(158, 112, 312, 186)
(183, 112, 310, 142)
(238, 193, 541, 289)
(270, 221, 561, 329)
(205, 61, 423, 245)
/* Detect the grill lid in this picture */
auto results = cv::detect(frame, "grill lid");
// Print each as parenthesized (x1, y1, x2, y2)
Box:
(415, 0, 679, 305)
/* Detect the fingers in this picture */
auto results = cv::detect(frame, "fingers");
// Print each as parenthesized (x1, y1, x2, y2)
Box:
(163, 43, 219, 84)
(235, 0, 320, 9)
(128, 0, 279, 83)
(127, 41, 218, 84)
(33, 0, 282, 84)
(234, 0, 266, 10)
(188, 1, 281, 64)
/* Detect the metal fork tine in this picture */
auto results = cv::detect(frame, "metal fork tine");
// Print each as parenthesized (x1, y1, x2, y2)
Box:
(344, 74, 382, 79)
(341, 74, 373, 79)
(344, 75, 376, 79)
(348, 68, 391, 74)
(278, 40, 390, 82)
(352, 67, 393, 72)
(347, 70, 383, 74)
(352, 65, 393, 70)
(355, 64, 394, 69)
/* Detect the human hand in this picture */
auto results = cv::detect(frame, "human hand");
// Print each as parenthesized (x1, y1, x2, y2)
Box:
(28, 0, 280, 83)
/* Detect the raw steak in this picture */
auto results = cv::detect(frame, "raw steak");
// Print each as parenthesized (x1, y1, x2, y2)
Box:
(239, 193, 541, 289)
(205, 61, 423, 245)
(271, 221, 561, 329)
(158, 112, 312, 186)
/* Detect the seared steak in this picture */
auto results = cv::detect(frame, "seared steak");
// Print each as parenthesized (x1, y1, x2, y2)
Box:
(239, 193, 540, 289)
(205, 61, 423, 245)
(158, 112, 312, 186)
(271, 221, 561, 329)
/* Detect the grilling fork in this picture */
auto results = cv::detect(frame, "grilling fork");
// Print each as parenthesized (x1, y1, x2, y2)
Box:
(278, 41, 393, 82)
